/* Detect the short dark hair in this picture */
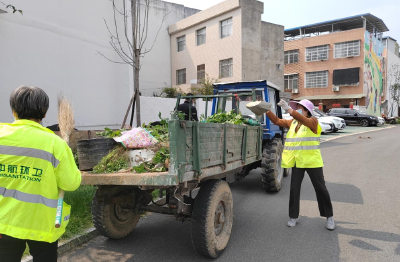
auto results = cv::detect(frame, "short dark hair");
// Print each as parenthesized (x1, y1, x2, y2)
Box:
(185, 93, 194, 101)
(10, 86, 49, 120)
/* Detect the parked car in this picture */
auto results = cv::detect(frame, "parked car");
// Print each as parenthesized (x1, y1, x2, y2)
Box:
(377, 116, 385, 125)
(282, 113, 334, 133)
(327, 108, 379, 127)
(312, 109, 346, 132)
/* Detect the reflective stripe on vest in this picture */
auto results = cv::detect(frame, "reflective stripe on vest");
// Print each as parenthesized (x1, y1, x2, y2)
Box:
(0, 145, 60, 168)
(285, 137, 320, 142)
(0, 186, 58, 208)
(284, 145, 320, 151)
(281, 119, 323, 168)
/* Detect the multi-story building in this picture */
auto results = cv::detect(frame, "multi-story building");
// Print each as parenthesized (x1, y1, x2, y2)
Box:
(168, 0, 284, 91)
(284, 14, 389, 116)
(382, 36, 400, 117)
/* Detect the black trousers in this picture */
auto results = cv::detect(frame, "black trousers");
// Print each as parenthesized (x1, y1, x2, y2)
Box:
(289, 167, 333, 218)
(0, 234, 58, 262)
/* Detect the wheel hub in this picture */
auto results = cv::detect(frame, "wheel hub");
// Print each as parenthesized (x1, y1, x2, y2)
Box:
(214, 201, 225, 235)
(114, 203, 132, 222)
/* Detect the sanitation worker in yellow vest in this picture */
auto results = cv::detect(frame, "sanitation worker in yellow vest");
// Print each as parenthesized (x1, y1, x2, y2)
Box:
(0, 86, 81, 261)
(268, 99, 335, 230)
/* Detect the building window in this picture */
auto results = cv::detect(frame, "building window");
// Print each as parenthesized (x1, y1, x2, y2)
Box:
(176, 69, 186, 85)
(221, 18, 232, 39)
(284, 74, 298, 89)
(196, 28, 206, 46)
(284, 50, 299, 64)
(177, 35, 185, 52)
(305, 71, 328, 88)
(305, 45, 329, 62)
(334, 40, 360, 58)
(197, 64, 205, 83)
(219, 58, 233, 78)
(333, 68, 360, 86)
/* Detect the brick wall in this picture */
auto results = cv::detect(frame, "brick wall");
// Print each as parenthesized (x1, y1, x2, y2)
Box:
(284, 28, 366, 102)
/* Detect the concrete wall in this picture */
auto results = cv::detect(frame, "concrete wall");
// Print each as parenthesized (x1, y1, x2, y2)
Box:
(0, 0, 199, 129)
(261, 21, 284, 89)
(134, 1, 199, 97)
(284, 28, 366, 103)
(240, 0, 263, 81)
(169, 1, 242, 91)
(0, 0, 129, 129)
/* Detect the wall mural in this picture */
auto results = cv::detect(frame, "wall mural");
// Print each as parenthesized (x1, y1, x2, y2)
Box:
(363, 31, 384, 116)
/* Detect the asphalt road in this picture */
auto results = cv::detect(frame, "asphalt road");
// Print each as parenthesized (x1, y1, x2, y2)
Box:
(59, 126, 400, 262)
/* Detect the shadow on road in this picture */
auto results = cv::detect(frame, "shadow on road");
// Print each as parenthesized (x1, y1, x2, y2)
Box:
(59, 171, 398, 262)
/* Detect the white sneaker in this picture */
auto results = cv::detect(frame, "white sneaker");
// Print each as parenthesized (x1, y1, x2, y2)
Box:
(287, 218, 299, 227)
(326, 216, 335, 230)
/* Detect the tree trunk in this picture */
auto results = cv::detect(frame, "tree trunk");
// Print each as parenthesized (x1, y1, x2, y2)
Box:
(131, 0, 141, 127)
(135, 49, 141, 127)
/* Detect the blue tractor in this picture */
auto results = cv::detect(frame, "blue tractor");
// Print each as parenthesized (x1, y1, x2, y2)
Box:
(211, 80, 290, 192)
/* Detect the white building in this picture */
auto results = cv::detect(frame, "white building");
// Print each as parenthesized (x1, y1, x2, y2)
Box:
(0, 0, 198, 129)
(383, 36, 400, 117)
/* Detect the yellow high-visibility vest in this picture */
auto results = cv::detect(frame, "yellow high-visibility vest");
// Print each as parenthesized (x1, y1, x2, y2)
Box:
(0, 120, 81, 243)
(282, 119, 323, 168)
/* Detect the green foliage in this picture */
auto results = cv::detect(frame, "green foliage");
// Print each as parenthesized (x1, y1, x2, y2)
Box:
(96, 127, 124, 138)
(201, 110, 245, 125)
(142, 113, 169, 142)
(161, 86, 182, 98)
(174, 111, 186, 120)
(92, 146, 129, 173)
(190, 74, 218, 97)
(153, 147, 169, 164)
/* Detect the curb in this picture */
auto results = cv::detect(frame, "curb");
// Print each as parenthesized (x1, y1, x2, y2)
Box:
(320, 125, 396, 143)
(21, 228, 99, 262)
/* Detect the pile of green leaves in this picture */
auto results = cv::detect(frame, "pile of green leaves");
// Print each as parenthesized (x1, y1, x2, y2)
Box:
(92, 146, 129, 173)
(201, 110, 245, 125)
(142, 113, 169, 142)
(96, 127, 125, 138)
(131, 147, 170, 173)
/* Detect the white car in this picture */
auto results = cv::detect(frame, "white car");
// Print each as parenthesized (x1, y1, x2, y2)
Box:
(312, 109, 346, 132)
(282, 113, 334, 133)
(377, 116, 385, 125)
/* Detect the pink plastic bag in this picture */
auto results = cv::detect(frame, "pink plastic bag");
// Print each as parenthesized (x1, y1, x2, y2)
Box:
(113, 127, 158, 148)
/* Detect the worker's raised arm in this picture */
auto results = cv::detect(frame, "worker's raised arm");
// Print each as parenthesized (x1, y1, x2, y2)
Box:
(55, 142, 81, 191)
(266, 111, 293, 129)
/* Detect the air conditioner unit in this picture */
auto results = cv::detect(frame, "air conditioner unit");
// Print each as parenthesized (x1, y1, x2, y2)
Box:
(332, 86, 340, 92)
(292, 88, 299, 94)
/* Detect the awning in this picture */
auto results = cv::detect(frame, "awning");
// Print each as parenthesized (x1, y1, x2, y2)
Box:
(293, 94, 365, 101)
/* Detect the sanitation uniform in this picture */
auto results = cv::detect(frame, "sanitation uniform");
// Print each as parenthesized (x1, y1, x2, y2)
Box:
(0, 120, 81, 261)
(267, 111, 333, 219)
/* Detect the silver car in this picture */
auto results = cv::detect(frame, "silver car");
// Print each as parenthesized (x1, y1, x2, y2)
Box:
(313, 109, 346, 132)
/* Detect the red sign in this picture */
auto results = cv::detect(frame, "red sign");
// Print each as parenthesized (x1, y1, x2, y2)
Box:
(332, 103, 341, 107)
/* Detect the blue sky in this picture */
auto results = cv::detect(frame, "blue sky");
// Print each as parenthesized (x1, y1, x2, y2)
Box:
(172, 0, 400, 41)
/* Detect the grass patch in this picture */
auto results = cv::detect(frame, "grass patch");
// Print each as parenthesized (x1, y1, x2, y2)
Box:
(62, 185, 97, 240)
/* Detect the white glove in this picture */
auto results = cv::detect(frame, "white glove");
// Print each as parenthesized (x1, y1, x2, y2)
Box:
(277, 99, 290, 111)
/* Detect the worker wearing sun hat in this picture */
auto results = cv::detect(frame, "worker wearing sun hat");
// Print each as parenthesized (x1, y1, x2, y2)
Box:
(265, 98, 335, 230)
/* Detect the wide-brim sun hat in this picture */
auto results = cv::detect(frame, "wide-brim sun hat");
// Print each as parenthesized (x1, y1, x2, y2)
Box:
(289, 99, 314, 115)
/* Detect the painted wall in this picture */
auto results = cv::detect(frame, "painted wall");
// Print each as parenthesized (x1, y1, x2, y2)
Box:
(363, 31, 384, 116)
